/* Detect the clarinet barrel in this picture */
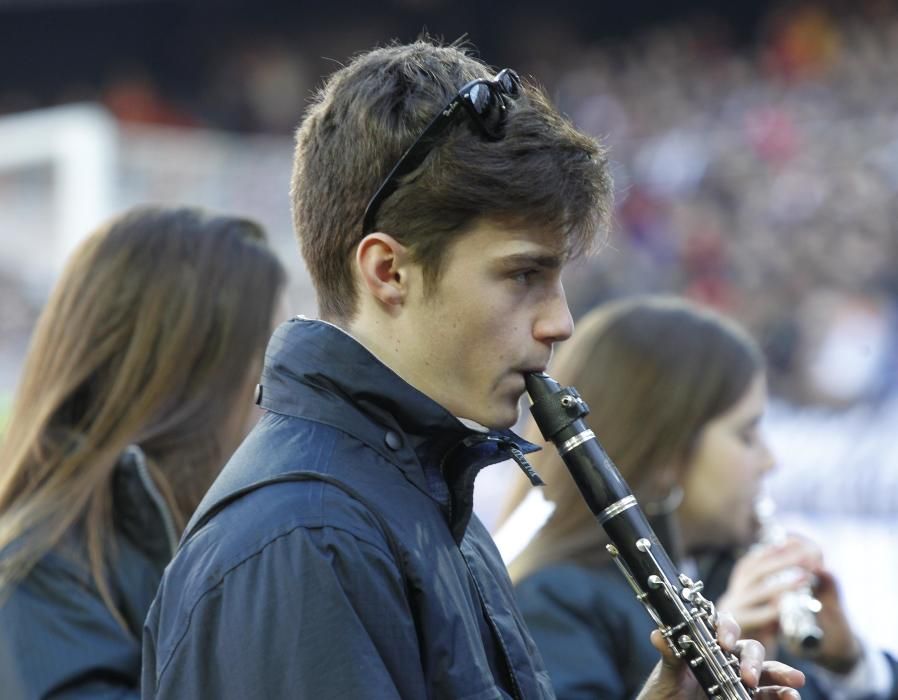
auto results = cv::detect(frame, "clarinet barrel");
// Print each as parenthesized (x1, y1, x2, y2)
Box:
(526, 372, 753, 700)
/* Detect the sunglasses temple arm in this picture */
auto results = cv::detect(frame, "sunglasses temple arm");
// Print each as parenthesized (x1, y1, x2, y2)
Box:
(361, 103, 463, 234)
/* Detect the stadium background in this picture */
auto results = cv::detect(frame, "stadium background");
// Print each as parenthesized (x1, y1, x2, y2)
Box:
(1, 0, 896, 656)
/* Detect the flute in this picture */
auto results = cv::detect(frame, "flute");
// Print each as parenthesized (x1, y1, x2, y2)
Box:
(525, 371, 754, 700)
(755, 497, 823, 654)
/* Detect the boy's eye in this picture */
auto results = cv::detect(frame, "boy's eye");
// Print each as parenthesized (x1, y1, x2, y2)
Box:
(739, 426, 759, 446)
(512, 269, 539, 284)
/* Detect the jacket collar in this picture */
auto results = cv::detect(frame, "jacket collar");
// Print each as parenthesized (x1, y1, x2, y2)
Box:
(258, 318, 540, 536)
(111, 447, 178, 569)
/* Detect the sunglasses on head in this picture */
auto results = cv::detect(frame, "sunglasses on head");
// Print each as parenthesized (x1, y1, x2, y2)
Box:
(361, 68, 523, 235)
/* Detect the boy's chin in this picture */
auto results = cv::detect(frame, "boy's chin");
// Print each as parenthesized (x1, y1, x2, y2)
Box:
(475, 406, 521, 432)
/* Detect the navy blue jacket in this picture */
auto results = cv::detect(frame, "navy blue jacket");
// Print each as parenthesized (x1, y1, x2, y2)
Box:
(142, 318, 554, 699)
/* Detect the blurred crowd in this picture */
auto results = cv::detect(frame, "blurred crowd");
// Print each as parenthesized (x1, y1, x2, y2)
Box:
(2, 2, 898, 408)
(548, 3, 898, 408)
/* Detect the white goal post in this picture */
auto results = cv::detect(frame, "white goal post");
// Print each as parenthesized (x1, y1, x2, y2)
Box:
(0, 103, 117, 279)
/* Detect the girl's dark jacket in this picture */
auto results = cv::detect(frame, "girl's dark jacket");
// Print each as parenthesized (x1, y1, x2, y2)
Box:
(514, 551, 898, 700)
(142, 318, 555, 699)
(0, 450, 178, 699)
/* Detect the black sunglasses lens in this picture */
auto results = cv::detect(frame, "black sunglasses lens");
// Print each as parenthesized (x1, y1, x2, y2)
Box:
(497, 70, 522, 98)
(467, 82, 495, 116)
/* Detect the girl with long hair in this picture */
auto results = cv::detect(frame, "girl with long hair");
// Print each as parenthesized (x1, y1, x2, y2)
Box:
(0, 205, 286, 698)
(502, 295, 892, 700)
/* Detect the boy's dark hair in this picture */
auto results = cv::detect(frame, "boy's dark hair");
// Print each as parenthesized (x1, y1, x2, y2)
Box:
(291, 40, 613, 322)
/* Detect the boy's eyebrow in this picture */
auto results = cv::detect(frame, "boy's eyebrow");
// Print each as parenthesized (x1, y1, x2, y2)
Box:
(496, 252, 565, 269)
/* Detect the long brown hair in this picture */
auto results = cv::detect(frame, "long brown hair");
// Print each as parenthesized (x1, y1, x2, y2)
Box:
(504, 295, 763, 582)
(0, 205, 285, 624)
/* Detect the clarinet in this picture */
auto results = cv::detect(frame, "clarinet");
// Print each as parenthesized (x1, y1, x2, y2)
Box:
(525, 372, 754, 700)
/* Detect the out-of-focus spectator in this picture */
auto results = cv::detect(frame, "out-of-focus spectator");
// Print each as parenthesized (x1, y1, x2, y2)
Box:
(0, 205, 286, 698)
(103, 68, 199, 127)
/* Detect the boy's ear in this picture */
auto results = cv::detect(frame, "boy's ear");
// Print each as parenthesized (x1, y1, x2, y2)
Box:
(355, 233, 412, 307)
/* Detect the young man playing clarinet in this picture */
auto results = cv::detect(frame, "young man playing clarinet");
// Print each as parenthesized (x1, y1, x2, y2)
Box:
(141, 40, 805, 699)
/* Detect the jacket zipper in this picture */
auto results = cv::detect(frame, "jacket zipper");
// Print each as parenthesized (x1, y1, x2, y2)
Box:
(127, 445, 180, 556)
(462, 434, 545, 486)
(454, 434, 535, 700)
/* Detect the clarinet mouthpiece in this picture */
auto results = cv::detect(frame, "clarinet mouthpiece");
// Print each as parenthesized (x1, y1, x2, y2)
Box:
(524, 371, 560, 404)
